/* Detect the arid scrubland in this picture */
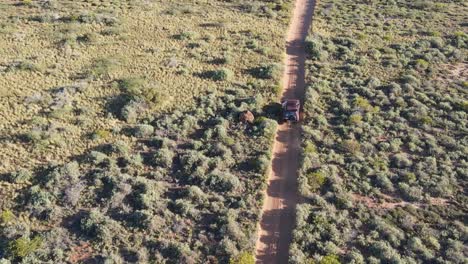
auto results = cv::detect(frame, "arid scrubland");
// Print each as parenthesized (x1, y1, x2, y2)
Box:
(292, 0, 467, 263)
(0, 0, 292, 262)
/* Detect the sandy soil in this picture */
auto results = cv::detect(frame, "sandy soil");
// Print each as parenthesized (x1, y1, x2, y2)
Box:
(352, 193, 450, 210)
(255, 0, 315, 263)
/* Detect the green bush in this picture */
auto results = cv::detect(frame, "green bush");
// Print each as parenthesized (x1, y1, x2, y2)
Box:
(118, 78, 145, 94)
(250, 64, 281, 79)
(153, 148, 174, 168)
(8, 236, 42, 258)
(341, 139, 361, 155)
(88, 57, 119, 79)
(304, 142, 317, 154)
(134, 124, 154, 138)
(229, 252, 255, 264)
(174, 31, 196, 40)
(348, 114, 363, 125)
(7, 169, 32, 183)
(119, 78, 162, 105)
(320, 255, 340, 264)
(306, 37, 326, 60)
(80, 210, 105, 238)
(209, 68, 234, 81)
(391, 153, 412, 168)
(1, 210, 15, 224)
(306, 171, 326, 192)
(92, 129, 111, 140)
(121, 100, 143, 123)
(207, 170, 240, 192)
(111, 140, 130, 155)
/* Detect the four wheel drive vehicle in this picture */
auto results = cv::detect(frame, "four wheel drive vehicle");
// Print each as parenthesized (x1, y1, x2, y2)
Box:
(281, 99, 300, 122)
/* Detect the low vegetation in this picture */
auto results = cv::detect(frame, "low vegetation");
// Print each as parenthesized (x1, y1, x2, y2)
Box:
(291, 0, 467, 263)
(0, 0, 292, 262)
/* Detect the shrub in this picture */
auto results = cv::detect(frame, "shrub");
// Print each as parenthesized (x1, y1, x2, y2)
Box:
(229, 252, 255, 264)
(8, 60, 42, 72)
(173, 199, 196, 217)
(111, 140, 130, 155)
(209, 68, 233, 81)
(429, 37, 445, 49)
(407, 237, 434, 259)
(186, 186, 208, 204)
(401, 74, 420, 86)
(89, 151, 108, 165)
(353, 96, 374, 112)
(306, 171, 327, 192)
(119, 78, 162, 105)
(8, 236, 42, 258)
(129, 210, 152, 229)
(134, 124, 154, 138)
(391, 153, 412, 168)
(257, 118, 278, 138)
(414, 59, 429, 70)
(375, 173, 394, 191)
(92, 129, 111, 140)
(1, 210, 15, 224)
(400, 172, 416, 183)
(153, 148, 174, 168)
(76, 12, 119, 26)
(304, 142, 317, 154)
(320, 255, 340, 264)
(121, 100, 145, 123)
(254, 155, 271, 174)
(250, 64, 281, 79)
(87, 57, 119, 79)
(80, 210, 105, 238)
(341, 139, 361, 155)
(126, 154, 144, 167)
(214, 124, 228, 140)
(305, 37, 324, 59)
(207, 170, 240, 192)
(78, 32, 98, 44)
(174, 31, 196, 40)
(7, 169, 32, 183)
(101, 27, 123, 36)
(53, 163, 81, 188)
(349, 114, 363, 125)
(20, 0, 33, 6)
(28, 186, 53, 207)
(398, 183, 423, 201)
(118, 78, 145, 95)
(64, 182, 84, 206)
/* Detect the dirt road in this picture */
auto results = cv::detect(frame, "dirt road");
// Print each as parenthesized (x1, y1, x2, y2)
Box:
(255, 0, 315, 263)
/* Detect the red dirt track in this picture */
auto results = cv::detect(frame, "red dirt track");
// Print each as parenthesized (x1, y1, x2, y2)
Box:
(255, 0, 315, 263)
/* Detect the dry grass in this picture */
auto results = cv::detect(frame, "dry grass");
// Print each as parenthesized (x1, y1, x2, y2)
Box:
(0, 0, 289, 174)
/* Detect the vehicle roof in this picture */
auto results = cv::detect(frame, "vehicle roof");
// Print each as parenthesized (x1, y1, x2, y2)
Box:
(284, 99, 300, 110)
(284, 99, 300, 103)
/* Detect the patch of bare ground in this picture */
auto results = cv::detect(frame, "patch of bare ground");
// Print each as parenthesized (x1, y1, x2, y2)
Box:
(351, 193, 450, 210)
(437, 62, 468, 84)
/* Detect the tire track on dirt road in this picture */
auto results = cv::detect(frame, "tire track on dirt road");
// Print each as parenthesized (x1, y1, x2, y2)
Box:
(255, 0, 315, 263)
